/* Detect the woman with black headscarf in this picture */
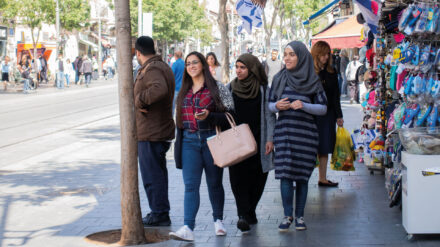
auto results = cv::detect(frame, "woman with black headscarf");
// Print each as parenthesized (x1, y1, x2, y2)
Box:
(227, 54, 276, 233)
(269, 41, 327, 232)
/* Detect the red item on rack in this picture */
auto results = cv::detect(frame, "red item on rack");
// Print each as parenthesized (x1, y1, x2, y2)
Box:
(366, 48, 376, 67)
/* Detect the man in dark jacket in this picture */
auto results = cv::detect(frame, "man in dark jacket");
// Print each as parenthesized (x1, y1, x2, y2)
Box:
(134, 36, 176, 226)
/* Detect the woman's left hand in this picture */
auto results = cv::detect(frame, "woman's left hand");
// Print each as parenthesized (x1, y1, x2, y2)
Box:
(337, 118, 344, 127)
(195, 109, 209, 120)
(290, 100, 303, 110)
(265, 142, 274, 155)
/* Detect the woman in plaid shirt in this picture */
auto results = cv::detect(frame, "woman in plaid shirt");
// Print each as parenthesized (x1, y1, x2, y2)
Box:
(170, 51, 234, 242)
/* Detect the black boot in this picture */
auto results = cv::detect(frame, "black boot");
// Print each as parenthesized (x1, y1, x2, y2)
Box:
(142, 212, 171, 226)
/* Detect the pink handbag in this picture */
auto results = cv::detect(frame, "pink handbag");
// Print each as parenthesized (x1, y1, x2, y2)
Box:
(207, 112, 257, 168)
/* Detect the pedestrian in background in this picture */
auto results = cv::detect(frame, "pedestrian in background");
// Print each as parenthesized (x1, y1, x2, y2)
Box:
(262, 49, 283, 87)
(64, 58, 75, 87)
(105, 55, 115, 79)
(38, 54, 48, 84)
(227, 53, 275, 233)
(311, 41, 344, 187)
(339, 49, 349, 96)
(80, 55, 93, 87)
(171, 50, 184, 115)
(269, 41, 327, 232)
(74, 56, 83, 84)
(170, 51, 234, 242)
(133, 36, 175, 228)
(56, 54, 65, 89)
(1, 56, 11, 90)
(206, 52, 222, 83)
(346, 55, 363, 104)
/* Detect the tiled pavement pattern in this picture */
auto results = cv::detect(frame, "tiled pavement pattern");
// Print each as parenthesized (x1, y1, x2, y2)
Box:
(1, 100, 439, 247)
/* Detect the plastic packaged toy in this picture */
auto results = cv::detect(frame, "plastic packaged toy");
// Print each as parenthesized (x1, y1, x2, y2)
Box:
(416, 104, 433, 126)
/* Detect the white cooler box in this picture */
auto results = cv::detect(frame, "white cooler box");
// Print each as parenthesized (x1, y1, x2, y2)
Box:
(402, 151, 440, 235)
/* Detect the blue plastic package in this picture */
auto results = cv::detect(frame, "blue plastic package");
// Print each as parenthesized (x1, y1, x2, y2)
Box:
(416, 104, 433, 126)
(403, 103, 421, 125)
(427, 106, 438, 127)
(404, 75, 414, 95)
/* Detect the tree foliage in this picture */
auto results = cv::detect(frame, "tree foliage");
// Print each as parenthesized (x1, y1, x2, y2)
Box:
(130, 0, 212, 44)
(59, 0, 90, 32)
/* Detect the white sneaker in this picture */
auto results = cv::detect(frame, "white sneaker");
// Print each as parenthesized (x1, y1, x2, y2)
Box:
(214, 219, 227, 236)
(169, 225, 194, 242)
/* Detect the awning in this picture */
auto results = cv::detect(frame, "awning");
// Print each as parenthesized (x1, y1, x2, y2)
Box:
(303, 0, 341, 25)
(79, 38, 98, 51)
(311, 15, 364, 49)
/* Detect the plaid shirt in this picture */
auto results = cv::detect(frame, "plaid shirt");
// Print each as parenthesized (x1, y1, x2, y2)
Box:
(181, 85, 216, 132)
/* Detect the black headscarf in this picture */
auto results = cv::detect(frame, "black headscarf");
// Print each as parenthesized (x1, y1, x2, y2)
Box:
(231, 53, 268, 99)
(270, 41, 323, 102)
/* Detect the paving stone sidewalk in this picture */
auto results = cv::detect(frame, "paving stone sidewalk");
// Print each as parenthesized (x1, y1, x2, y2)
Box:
(1, 101, 439, 247)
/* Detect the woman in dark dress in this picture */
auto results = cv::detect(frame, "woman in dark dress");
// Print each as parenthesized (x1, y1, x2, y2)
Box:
(228, 54, 276, 233)
(311, 41, 344, 187)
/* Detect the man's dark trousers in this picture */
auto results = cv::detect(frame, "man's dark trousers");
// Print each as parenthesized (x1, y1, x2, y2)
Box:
(138, 141, 171, 216)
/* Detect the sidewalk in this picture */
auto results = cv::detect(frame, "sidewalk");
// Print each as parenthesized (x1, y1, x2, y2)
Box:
(0, 77, 116, 97)
(0, 101, 439, 247)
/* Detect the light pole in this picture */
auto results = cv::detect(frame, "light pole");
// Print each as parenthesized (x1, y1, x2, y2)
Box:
(138, 0, 142, 36)
(55, 0, 60, 58)
(95, 0, 103, 78)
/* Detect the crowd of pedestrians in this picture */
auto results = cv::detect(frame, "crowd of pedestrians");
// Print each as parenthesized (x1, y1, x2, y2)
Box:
(133, 36, 349, 242)
(0, 53, 116, 93)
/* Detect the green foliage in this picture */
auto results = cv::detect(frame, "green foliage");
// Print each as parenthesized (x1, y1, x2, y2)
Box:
(0, 0, 90, 31)
(283, 0, 329, 33)
(130, 0, 212, 43)
(59, 0, 90, 31)
(0, 0, 55, 29)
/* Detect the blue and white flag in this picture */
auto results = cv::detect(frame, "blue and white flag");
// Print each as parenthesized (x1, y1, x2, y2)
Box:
(354, 0, 381, 35)
(236, 0, 263, 35)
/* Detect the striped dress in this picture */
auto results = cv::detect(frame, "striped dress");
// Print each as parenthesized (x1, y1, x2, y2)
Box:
(273, 86, 327, 182)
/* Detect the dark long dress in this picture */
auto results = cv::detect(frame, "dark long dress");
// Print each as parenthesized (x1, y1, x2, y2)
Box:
(273, 87, 327, 182)
(229, 91, 268, 219)
(316, 69, 343, 154)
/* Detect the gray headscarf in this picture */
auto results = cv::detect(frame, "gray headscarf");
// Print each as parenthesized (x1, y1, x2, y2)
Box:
(270, 41, 323, 102)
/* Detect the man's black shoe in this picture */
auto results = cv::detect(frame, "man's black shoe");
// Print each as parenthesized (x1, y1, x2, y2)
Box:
(237, 216, 251, 233)
(142, 213, 171, 226)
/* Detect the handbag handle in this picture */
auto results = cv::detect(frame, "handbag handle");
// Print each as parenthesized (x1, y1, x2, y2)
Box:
(215, 112, 237, 137)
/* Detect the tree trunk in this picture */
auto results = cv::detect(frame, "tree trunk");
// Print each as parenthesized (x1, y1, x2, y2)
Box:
(114, 0, 146, 245)
(218, 0, 229, 84)
(262, 0, 281, 59)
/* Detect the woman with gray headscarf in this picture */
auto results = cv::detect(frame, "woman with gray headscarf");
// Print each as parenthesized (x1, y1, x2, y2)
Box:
(268, 41, 327, 232)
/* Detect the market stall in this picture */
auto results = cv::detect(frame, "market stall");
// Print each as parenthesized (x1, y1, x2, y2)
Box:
(353, 0, 440, 239)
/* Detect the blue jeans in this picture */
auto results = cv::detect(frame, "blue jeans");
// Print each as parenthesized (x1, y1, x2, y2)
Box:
(280, 179, 308, 218)
(85, 73, 92, 85)
(138, 141, 171, 215)
(57, 72, 64, 88)
(23, 79, 31, 92)
(182, 130, 224, 230)
(341, 73, 348, 95)
(107, 66, 113, 78)
(65, 74, 70, 87)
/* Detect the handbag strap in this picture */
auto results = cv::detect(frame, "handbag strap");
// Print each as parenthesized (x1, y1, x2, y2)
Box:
(224, 112, 236, 128)
(215, 112, 236, 137)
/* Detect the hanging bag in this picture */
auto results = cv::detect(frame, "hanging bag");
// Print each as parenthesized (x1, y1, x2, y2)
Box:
(207, 112, 257, 168)
(331, 127, 356, 171)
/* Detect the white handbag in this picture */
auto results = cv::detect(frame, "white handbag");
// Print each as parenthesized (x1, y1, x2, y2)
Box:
(207, 112, 257, 168)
